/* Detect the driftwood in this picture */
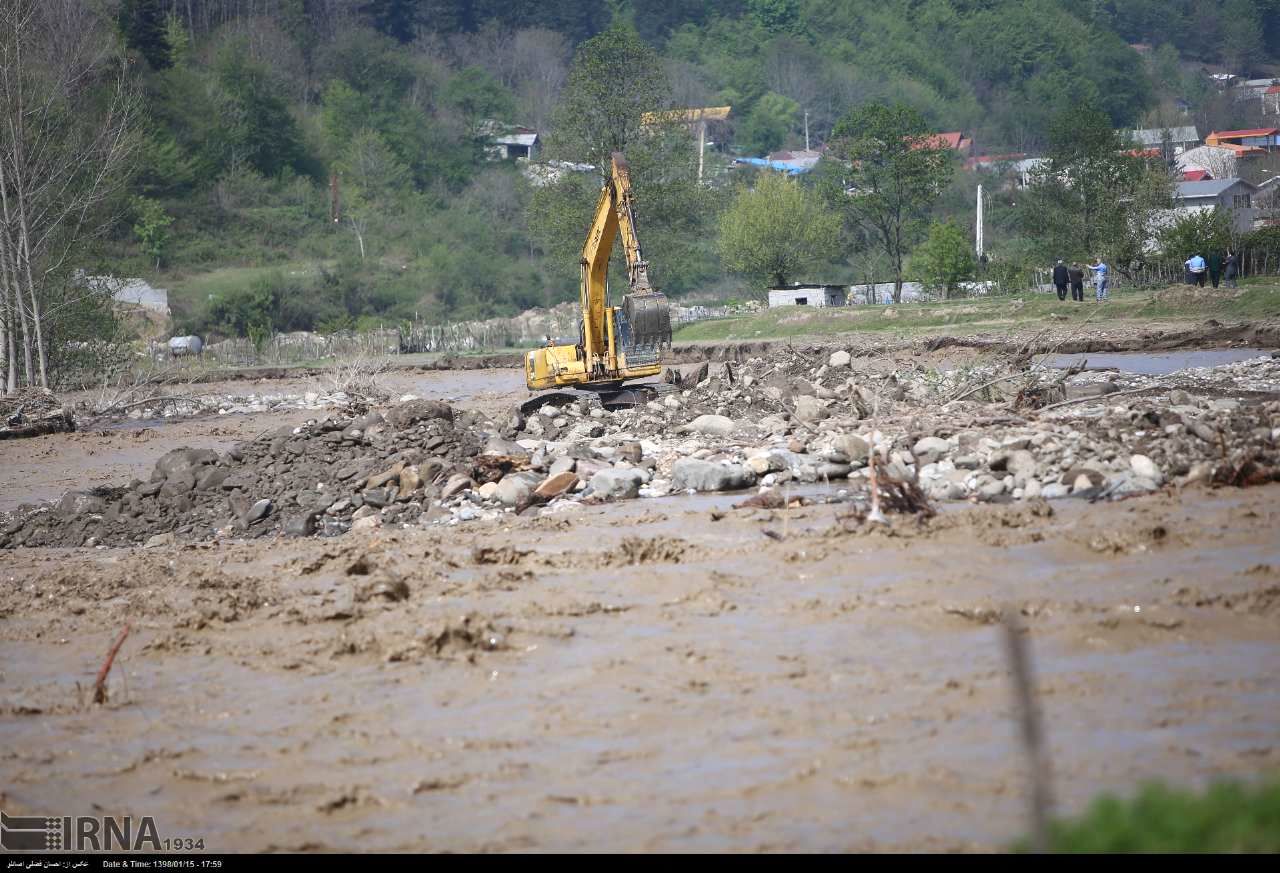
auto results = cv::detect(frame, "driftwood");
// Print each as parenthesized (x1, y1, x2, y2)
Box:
(0, 407, 75, 440)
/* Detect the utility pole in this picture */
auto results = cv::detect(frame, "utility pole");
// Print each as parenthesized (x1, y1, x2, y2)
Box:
(697, 118, 706, 184)
(975, 184, 985, 258)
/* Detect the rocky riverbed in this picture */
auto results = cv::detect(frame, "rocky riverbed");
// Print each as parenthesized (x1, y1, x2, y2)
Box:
(4, 345, 1277, 549)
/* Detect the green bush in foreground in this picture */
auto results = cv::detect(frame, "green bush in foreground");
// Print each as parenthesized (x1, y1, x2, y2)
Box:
(1017, 778, 1280, 853)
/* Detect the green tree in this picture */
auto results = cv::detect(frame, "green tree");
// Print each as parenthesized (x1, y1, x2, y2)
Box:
(117, 0, 170, 70)
(337, 130, 411, 260)
(1221, 0, 1265, 75)
(214, 40, 309, 177)
(1157, 207, 1235, 263)
(443, 67, 516, 138)
(162, 14, 190, 68)
(545, 22, 670, 174)
(718, 172, 840, 288)
(1021, 100, 1170, 273)
(913, 220, 974, 299)
(130, 196, 173, 269)
(739, 92, 800, 156)
(822, 102, 954, 303)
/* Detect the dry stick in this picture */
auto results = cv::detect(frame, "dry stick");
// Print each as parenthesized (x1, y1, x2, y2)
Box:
(949, 308, 1105, 404)
(93, 623, 131, 705)
(1001, 612, 1054, 853)
(1036, 382, 1164, 413)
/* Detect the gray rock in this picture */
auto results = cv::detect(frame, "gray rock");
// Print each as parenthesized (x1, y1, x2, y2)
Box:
(495, 476, 534, 507)
(833, 434, 870, 461)
(1128, 454, 1163, 485)
(385, 399, 453, 428)
(1064, 381, 1119, 400)
(154, 447, 218, 481)
(1006, 449, 1038, 477)
(285, 511, 321, 537)
(442, 474, 473, 499)
(684, 414, 736, 437)
(828, 350, 852, 368)
(589, 468, 645, 500)
(144, 532, 176, 548)
(58, 491, 105, 518)
(1040, 482, 1070, 499)
(1168, 389, 1192, 406)
(243, 498, 272, 524)
(483, 436, 529, 458)
(814, 462, 852, 480)
(671, 458, 757, 492)
(548, 455, 576, 477)
(912, 436, 950, 464)
(792, 395, 829, 423)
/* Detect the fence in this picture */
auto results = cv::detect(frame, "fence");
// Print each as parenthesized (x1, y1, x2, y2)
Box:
(158, 329, 402, 368)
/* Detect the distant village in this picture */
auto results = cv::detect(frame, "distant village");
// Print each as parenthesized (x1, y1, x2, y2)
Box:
(484, 73, 1280, 239)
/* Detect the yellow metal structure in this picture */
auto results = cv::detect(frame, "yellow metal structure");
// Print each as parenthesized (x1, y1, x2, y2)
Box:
(525, 152, 671, 395)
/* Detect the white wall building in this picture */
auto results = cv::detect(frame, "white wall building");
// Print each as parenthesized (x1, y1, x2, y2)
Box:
(768, 284, 847, 308)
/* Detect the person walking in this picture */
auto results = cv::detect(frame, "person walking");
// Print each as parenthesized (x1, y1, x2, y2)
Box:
(1224, 249, 1240, 289)
(1068, 262, 1085, 301)
(1052, 259, 1069, 301)
(1088, 257, 1110, 302)
(1185, 252, 1207, 288)
(1207, 250, 1223, 289)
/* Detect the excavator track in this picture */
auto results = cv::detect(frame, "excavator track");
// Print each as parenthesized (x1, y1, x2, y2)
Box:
(519, 382, 677, 416)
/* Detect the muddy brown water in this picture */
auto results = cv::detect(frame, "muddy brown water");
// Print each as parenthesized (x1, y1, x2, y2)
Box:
(2, 487, 1278, 851)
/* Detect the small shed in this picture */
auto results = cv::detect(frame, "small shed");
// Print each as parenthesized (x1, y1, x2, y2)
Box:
(768, 284, 847, 308)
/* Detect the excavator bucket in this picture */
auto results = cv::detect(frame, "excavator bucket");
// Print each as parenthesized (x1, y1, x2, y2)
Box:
(621, 290, 671, 364)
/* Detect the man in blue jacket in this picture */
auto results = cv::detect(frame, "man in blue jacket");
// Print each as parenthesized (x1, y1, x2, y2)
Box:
(1088, 257, 1110, 302)
(1185, 252, 1207, 287)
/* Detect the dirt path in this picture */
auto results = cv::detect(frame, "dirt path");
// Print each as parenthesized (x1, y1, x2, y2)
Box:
(2, 485, 1277, 851)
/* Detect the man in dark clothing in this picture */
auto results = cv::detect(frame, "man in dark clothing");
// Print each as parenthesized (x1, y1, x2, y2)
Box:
(1224, 250, 1240, 289)
(1208, 251, 1223, 289)
(1067, 263, 1085, 301)
(1052, 260, 1069, 300)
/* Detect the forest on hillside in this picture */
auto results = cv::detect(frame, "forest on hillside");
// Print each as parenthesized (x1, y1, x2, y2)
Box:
(4, 0, 1280, 377)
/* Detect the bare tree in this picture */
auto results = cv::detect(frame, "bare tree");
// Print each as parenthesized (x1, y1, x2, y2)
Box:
(512, 28, 570, 133)
(0, 0, 140, 392)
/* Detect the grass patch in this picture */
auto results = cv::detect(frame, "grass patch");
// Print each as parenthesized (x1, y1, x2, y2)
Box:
(164, 262, 331, 328)
(673, 283, 1280, 343)
(1017, 777, 1280, 853)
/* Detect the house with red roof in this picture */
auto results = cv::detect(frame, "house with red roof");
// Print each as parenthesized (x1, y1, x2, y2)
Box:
(915, 131, 973, 157)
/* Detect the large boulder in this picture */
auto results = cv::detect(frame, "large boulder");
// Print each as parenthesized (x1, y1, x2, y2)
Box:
(589, 468, 645, 500)
(792, 395, 829, 423)
(153, 447, 218, 481)
(684, 414, 737, 437)
(671, 458, 757, 492)
(385, 399, 454, 429)
(912, 436, 950, 465)
(495, 476, 534, 507)
(832, 434, 870, 461)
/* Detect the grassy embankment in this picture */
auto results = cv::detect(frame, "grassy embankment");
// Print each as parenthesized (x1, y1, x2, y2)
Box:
(673, 282, 1280, 343)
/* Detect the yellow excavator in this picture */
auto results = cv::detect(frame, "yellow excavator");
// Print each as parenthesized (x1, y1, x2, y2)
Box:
(524, 152, 672, 409)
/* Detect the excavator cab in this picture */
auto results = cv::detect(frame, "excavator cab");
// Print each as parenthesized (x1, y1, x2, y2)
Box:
(524, 152, 671, 404)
